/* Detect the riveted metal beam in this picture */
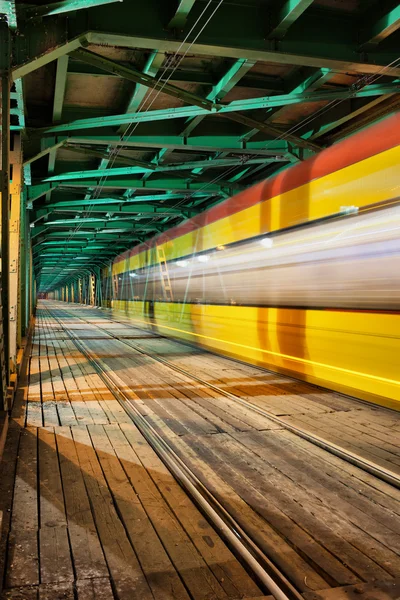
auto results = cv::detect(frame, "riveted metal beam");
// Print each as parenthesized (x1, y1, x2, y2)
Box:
(43, 177, 242, 194)
(119, 50, 165, 132)
(268, 0, 314, 39)
(64, 144, 156, 169)
(168, 0, 197, 29)
(20, 0, 122, 20)
(359, 4, 400, 48)
(43, 155, 290, 182)
(70, 48, 217, 111)
(67, 135, 290, 155)
(46, 83, 399, 134)
(310, 95, 397, 140)
(23, 140, 66, 166)
(180, 58, 256, 137)
(43, 201, 199, 215)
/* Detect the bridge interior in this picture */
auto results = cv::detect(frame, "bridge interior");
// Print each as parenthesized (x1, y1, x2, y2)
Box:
(0, 1, 399, 599)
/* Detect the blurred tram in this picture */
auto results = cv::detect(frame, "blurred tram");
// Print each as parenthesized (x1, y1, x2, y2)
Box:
(102, 113, 400, 410)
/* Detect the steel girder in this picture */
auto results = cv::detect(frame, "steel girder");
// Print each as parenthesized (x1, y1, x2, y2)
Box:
(44, 83, 400, 134)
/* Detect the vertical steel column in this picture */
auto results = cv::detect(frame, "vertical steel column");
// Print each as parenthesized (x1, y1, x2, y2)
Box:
(90, 273, 95, 306)
(9, 134, 22, 370)
(20, 189, 29, 337)
(1, 25, 11, 386)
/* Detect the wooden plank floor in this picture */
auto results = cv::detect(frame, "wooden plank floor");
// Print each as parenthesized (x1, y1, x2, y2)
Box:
(2, 301, 400, 600)
(0, 308, 269, 600)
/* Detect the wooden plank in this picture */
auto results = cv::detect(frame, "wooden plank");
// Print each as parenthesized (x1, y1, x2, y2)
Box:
(38, 582, 74, 600)
(85, 400, 109, 424)
(26, 402, 43, 427)
(0, 421, 21, 592)
(38, 427, 74, 584)
(56, 401, 78, 426)
(1, 587, 38, 599)
(70, 401, 94, 425)
(202, 432, 397, 581)
(281, 413, 400, 475)
(75, 578, 115, 600)
(118, 423, 267, 599)
(54, 426, 109, 581)
(230, 431, 400, 574)
(71, 425, 154, 600)
(303, 577, 400, 600)
(7, 427, 39, 588)
(42, 402, 59, 427)
(158, 428, 356, 589)
(88, 424, 191, 600)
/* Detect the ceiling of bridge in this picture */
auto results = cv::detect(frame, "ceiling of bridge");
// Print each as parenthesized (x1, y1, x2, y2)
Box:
(5, 0, 400, 291)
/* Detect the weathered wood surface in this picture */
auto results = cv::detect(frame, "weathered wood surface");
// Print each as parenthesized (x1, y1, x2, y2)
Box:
(4, 300, 400, 600)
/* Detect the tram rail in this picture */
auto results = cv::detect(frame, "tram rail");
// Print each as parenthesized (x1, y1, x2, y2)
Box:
(40, 303, 302, 600)
(45, 303, 400, 491)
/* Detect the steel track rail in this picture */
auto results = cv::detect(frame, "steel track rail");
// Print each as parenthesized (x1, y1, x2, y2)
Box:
(41, 305, 303, 600)
(54, 303, 400, 491)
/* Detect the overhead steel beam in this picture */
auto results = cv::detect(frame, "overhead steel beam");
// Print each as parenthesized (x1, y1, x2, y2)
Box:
(180, 57, 256, 137)
(64, 144, 155, 169)
(23, 140, 66, 166)
(268, 0, 314, 39)
(47, 204, 198, 215)
(46, 83, 399, 133)
(54, 179, 240, 194)
(359, 4, 400, 48)
(168, 0, 197, 29)
(53, 56, 69, 122)
(318, 94, 400, 143)
(240, 66, 335, 144)
(68, 61, 286, 92)
(42, 192, 211, 205)
(43, 156, 290, 182)
(67, 135, 290, 155)
(70, 48, 217, 111)
(118, 50, 165, 132)
(12, 25, 400, 82)
(310, 95, 397, 140)
(87, 32, 400, 76)
(21, 0, 122, 19)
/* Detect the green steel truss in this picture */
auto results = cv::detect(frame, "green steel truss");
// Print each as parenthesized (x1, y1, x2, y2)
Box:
(6, 0, 398, 292)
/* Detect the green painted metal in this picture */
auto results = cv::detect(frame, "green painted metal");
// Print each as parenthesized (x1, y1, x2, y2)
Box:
(168, 0, 197, 29)
(119, 51, 164, 129)
(43, 156, 289, 182)
(360, 4, 400, 47)
(45, 192, 211, 205)
(180, 57, 256, 137)
(46, 203, 199, 215)
(71, 48, 217, 111)
(86, 32, 400, 77)
(67, 135, 290, 155)
(23, 140, 66, 166)
(11, 23, 400, 83)
(21, 0, 122, 19)
(0, 0, 16, 28)
(28, 183, 55, 202)
(68, 61, 286, 92)
(310, 96, 394, 140)
(268, 0, 314, 39)
(46, 177, 242, 193)
(47, 83, 399, 133)
(53, 56, 69, 122)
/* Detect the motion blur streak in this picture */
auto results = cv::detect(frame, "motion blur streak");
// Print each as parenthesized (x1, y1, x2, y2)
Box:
(103, 113, 400, 410)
